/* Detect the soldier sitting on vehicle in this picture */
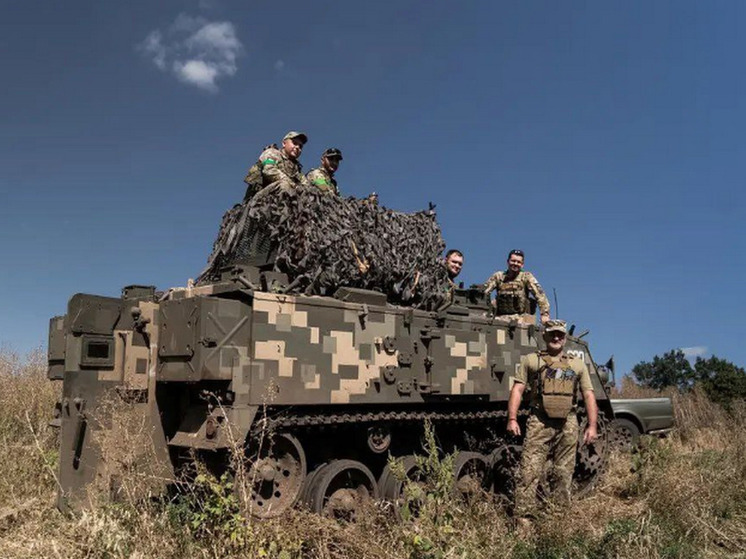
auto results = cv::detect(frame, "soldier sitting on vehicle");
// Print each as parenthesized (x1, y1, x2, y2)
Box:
(483, 249, 550, 325)
(445, 249, 464, 286)
(307, 148, 343, 195)
(243, 131, 310, 201)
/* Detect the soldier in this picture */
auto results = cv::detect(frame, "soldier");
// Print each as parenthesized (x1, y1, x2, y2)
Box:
(243, 131, 309, 201)
(483, 249, 550, 325)
(507, 319, 598, 526)
(445, 249, 464, 284)
(306, 148, 343, 195)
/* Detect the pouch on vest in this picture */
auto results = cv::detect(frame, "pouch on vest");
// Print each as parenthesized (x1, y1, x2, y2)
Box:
(243, 162, 263, 202)
(539, 355, 578, 419)
(496, 291, 528, 315)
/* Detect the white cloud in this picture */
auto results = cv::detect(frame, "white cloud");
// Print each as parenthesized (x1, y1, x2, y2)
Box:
(140, 30, 166, 69)
(681, 346, 708, 359)
(174, 60, 220, 92)
(138, 14, 242, 92)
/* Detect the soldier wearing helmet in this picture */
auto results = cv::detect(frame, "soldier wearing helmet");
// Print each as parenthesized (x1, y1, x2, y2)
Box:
(307, 148, 343, 195)
(483, 249, 550, 325)
(507, 319, 598, 526)
(243, 131, 310, 201)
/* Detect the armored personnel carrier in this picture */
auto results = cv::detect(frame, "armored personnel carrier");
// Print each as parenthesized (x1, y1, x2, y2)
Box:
(47, 190, 613, 518)
(48, 273, 613, 518)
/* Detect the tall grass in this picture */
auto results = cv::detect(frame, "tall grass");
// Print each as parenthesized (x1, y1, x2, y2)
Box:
(0, 348, 59, 509)
(0, 349, 744, 558)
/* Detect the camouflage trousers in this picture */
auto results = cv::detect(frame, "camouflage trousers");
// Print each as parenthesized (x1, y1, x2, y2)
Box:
(513, 412, 578, 518)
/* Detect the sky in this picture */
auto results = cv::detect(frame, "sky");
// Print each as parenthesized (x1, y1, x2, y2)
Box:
(1, 0, 744, 379)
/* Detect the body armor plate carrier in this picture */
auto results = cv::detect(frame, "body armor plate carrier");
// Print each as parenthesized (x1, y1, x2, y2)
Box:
(496, 277, 529, 315)
(536, 353, 579, 419)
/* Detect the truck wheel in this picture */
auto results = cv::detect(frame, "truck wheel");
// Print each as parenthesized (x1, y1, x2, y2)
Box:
(610, 418, 640, 452)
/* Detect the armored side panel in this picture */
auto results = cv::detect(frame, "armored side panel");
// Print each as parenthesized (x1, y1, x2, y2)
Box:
(53, 293, 172, 511)
(157, 296, 252, 382)
(238, 290, 609, 409)
(54, 294, 121, 510)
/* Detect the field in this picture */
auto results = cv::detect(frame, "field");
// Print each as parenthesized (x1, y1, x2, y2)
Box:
(1, 349, 745, 559)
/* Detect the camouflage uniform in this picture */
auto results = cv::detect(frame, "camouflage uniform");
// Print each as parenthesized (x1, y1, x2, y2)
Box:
(243, 133, 309, 201)
(306, 167, 339, 195)
(512, 350, 593, 517)
(442, 277, 457, 304)
(255, 145, 308, 191)
(483, 270, 550, 323)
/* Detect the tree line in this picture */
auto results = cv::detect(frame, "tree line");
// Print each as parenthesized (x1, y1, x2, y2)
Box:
(632, 349, 746, 408)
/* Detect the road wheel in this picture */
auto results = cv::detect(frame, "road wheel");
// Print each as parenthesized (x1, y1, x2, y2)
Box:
(378, 455, 426, 520)
(307, 459, 378, 521)
(239, 433, 306, 519)
(489, 443, 521, 498)
(610, 418, 641, 452)
(574, 410, 611, 496)
(452, 451, 490, 501)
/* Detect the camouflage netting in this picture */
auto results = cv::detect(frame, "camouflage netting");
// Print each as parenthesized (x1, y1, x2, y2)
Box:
(198, 185, 452, 309)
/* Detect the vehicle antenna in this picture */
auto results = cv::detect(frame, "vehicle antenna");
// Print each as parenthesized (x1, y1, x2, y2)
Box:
(553, 287, 559, 319)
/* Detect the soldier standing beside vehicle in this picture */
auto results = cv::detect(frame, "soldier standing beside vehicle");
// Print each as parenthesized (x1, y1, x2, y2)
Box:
(243, 131, 309, 201)
(506, 320, 598, 527)
(483, 249, 550, 325)
(307, 148, 343, 195)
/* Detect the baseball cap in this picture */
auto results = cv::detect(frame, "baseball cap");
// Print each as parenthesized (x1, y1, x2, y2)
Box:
(544, 320, 567, 334)
(283, 131, 308, 144)
(322, 147, 343, 160)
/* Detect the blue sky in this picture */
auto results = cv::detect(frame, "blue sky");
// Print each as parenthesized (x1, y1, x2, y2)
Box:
(1, 1, 744, 378)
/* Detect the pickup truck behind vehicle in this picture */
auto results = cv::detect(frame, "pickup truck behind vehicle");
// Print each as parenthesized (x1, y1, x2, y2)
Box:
(609, 398, 674, 451)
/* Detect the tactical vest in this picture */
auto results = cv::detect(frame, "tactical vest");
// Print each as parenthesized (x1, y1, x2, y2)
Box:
(243, 143, 280, 202)
(496, 275, 529, 315)
(535, 353, 579, 419)
(243, 162, 264, 202)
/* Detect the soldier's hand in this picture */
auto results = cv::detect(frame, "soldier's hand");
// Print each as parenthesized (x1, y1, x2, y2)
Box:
(540, 314, 550, 325)
(507, 418, 521, 437)
(583, 424, 598, 445)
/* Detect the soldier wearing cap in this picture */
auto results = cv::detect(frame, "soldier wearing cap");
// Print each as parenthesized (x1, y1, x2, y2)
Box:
(306, 148, 343, 195)
(507, 319, 598, 525)
(243, 131, 309, 201)
(483, 249, 550, 325)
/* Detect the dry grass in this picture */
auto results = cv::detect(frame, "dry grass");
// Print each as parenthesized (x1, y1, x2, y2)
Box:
(1, 350, 745, 558)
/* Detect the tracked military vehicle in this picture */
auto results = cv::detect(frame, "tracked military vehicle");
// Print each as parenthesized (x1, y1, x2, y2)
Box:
(47, 189, 614, 518)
